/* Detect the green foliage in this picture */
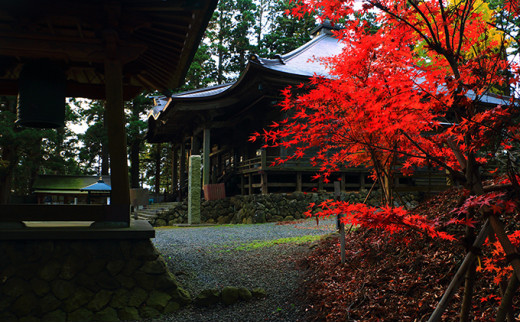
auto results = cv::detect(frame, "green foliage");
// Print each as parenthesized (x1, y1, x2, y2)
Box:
(182, 0, 317, 88)
(260, 0, 316, 58)
(0, 96, 82, 200)
(77, 100, 108, 175)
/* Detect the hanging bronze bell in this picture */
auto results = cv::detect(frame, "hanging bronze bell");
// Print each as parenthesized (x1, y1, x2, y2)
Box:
(16, 61, 66, 128)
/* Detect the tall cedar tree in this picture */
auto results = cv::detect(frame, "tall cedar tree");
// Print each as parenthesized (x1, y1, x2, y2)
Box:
(254, 0, 520, 318)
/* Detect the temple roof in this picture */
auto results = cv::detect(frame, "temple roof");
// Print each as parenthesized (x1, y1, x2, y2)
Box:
(0, 0, 218, 100)
(147, 24, 345, 143)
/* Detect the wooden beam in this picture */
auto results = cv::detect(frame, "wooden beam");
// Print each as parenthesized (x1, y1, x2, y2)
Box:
(0, 34, 147, 64)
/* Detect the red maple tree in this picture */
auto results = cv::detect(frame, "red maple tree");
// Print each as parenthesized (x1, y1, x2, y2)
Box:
(253, 0, 520, 319)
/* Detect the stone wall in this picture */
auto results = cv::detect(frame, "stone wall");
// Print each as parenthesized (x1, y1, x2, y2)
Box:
(152, 190, 419, 226)
(0, 239, 190, 321)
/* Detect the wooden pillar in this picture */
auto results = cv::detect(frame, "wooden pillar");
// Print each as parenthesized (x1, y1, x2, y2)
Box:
(172, 144, 178, 196)
(104, 49, 130, 224)
(340, 174, 346, 192)
(360, 173, 366, 190)
(296, 172, 302, 192)
(261, 172, 268, 195)
(241, 175, 245, 195)
(248, 174, 253, 195)
(203, 128, 210, 186)
(179, 141, 186, 200)
(318, 177, 324, 192)
(191, 135, 200, 155)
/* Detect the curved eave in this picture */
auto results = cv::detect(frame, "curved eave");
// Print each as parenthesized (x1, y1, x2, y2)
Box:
(146, 61, 313, 142)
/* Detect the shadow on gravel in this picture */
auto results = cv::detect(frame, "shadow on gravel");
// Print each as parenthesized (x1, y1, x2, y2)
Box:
(150, 219, 336, 321)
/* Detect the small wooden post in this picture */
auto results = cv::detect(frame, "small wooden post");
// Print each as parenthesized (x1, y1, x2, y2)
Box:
(179, 141, 186, 200)
(360, 173, 366, 190)
(202, 128, 210, 186)
(260, 149, 267, 169)
(248, 174, 253, 195)
(261, 172, 268, 195)
(335, 181, 346, 265)
(296, 172, 302, 192)
(340, 174, 346, 191)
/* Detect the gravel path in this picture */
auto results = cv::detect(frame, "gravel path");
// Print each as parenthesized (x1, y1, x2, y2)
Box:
(150, 219, 337, 322)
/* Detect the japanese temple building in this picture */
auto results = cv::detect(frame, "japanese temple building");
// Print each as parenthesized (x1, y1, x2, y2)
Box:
(147, 23, 447, 198)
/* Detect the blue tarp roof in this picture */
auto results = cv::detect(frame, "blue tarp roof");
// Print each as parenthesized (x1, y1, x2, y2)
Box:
(80, 179, 112, 192)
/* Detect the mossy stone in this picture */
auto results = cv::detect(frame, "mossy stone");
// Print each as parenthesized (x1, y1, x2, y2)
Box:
(194, 289, 220, 306)
(110, 289, 130, 309)
(92, 307, 118, 322)
(88, 290, 113, 312)
(51, 279, 75, 300)
(139, 306, 161, 319)
(31, 277, 50, 296)
(12, 292, 38, 317)
(60, 254, 84, 280)
(68, 308, 94, 322)
(116, 275, 136, 289)
(42, 309, 66, 322)
(252, 287, 267, 298)
(63, 287, 93, 313)
(96, 272, 121, 290)
(140, 259, 167, 275)
(171, 287, 191, 305)
(4, 277, 29, 298)
(238, 287, 252, 301)
(221, 286, 239, 305)
(164, 301, 180, 314)
(39, 294, 61, 314)
(39, 260, 61, 281)
(117, 307, 141, 321)
(154, 272, 178, 291)
(106, 260, 125, 276)
(128, 287, 148, 307)
(147, 290, 172, 310)
(85, 259, 107, 275)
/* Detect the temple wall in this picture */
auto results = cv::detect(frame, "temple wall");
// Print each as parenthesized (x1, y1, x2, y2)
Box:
(0, 238, 189, 321)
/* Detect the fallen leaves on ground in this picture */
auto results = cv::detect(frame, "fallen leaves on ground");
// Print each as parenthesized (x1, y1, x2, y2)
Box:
(298, 188, 520, 321)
